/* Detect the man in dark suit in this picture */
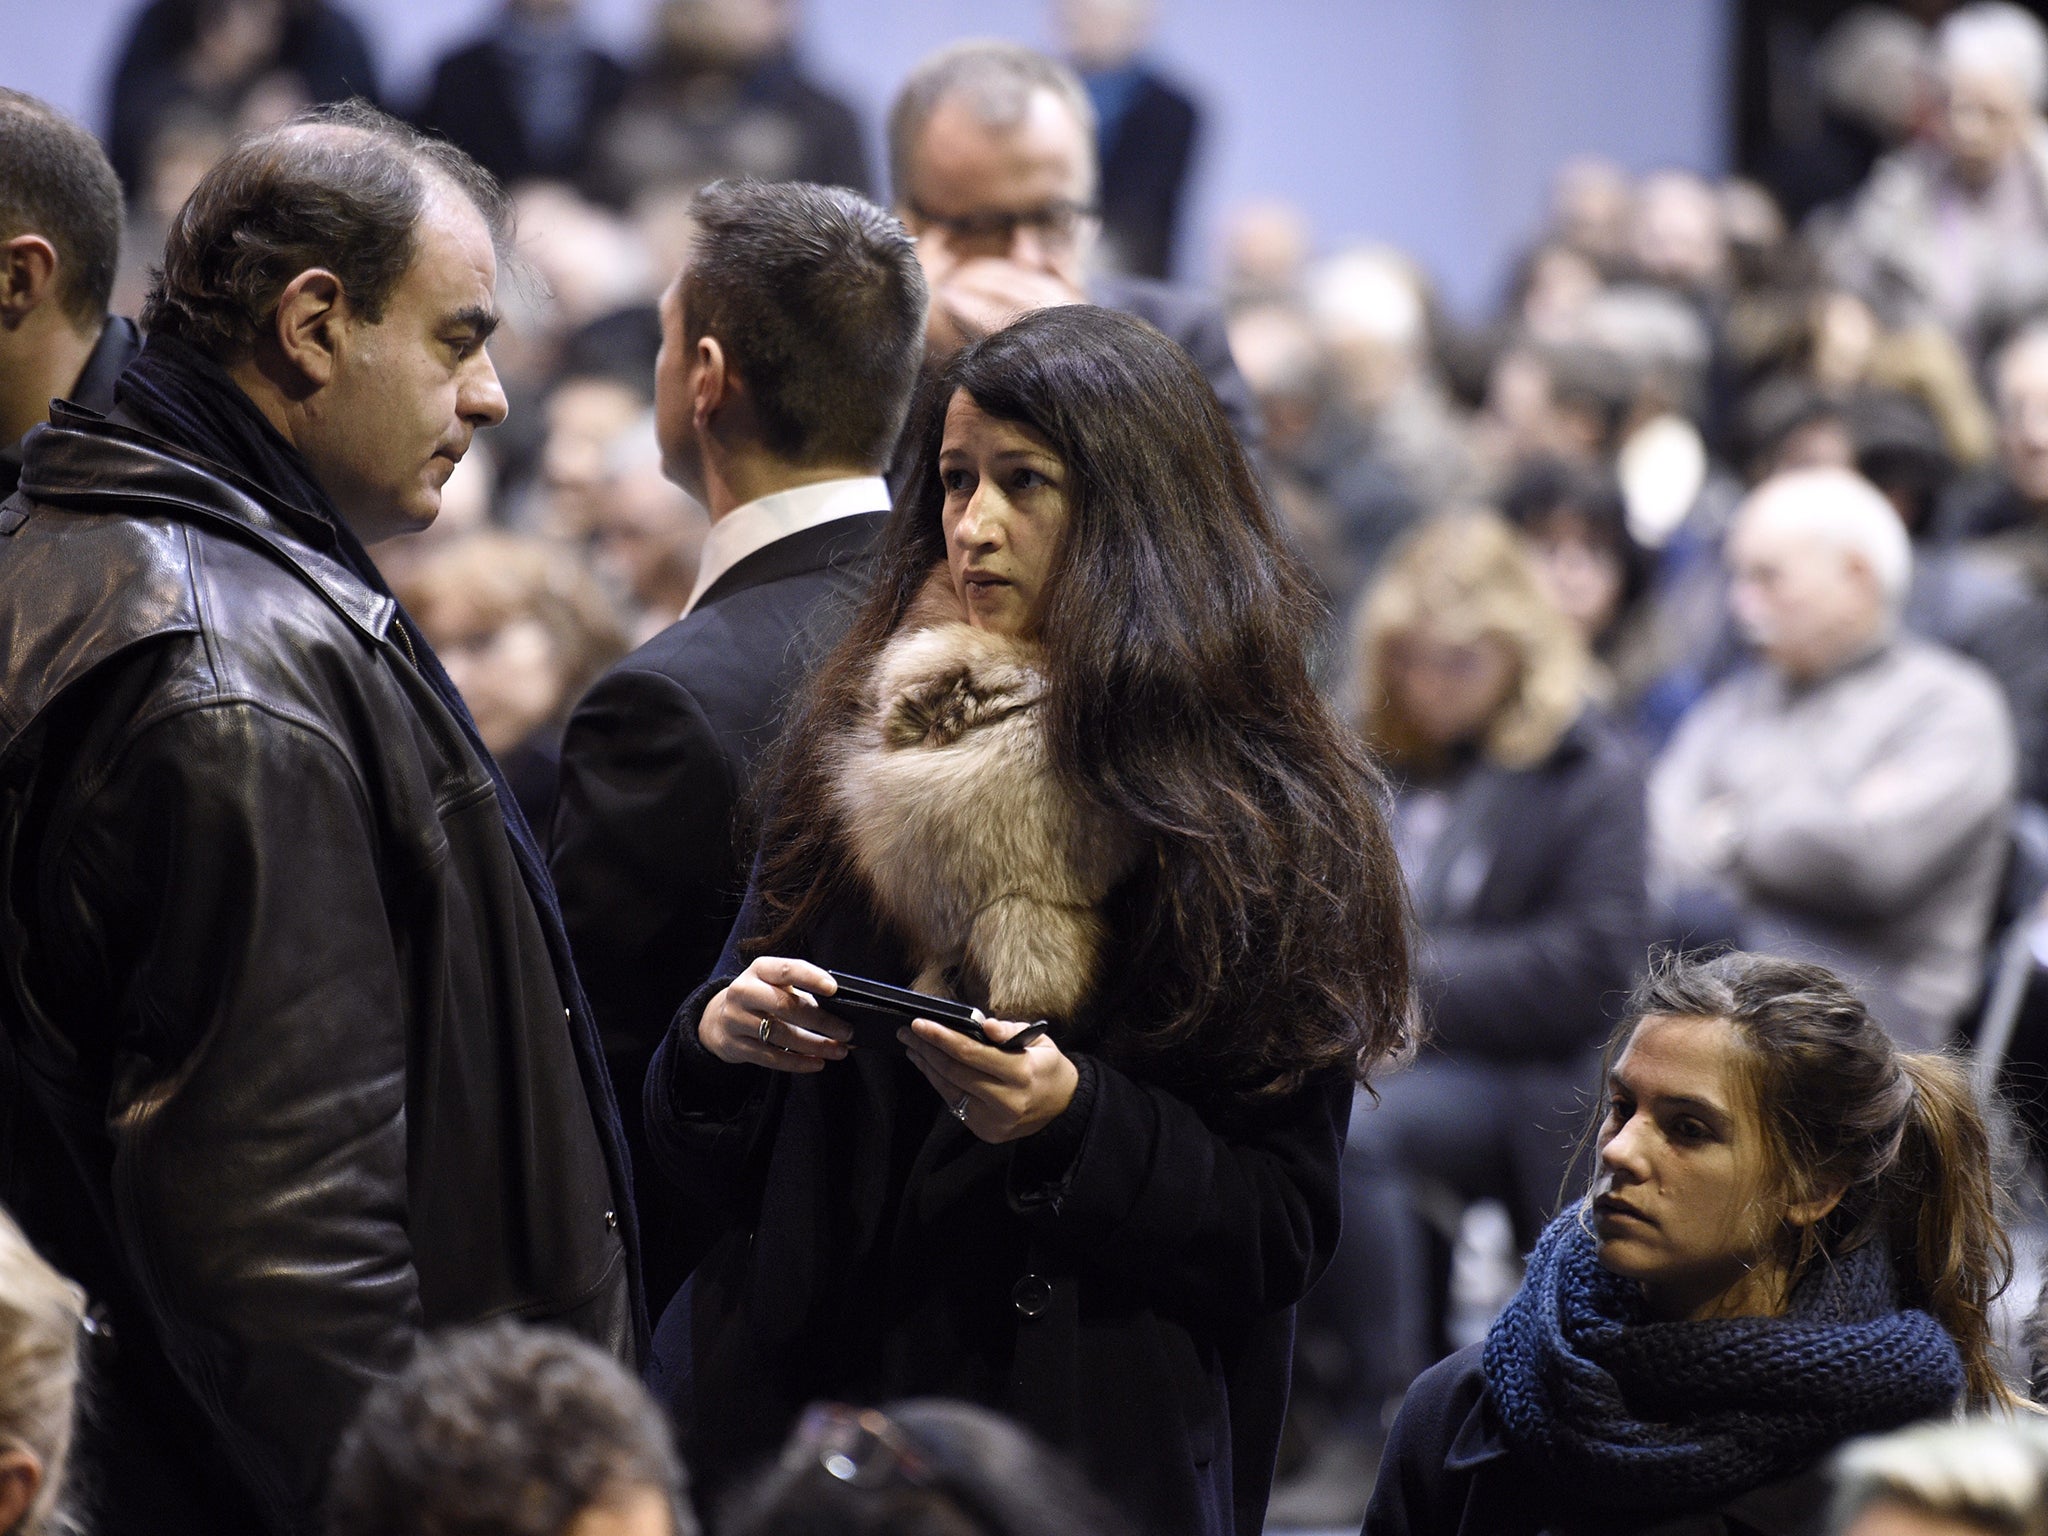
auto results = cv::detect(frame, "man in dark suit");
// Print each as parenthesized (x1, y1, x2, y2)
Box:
(550, 178, 928, 1314)
(885, 39, 1253, 445)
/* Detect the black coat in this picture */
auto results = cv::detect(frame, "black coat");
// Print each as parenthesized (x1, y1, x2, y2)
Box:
(0, 407, 634, 1535)
(1404, 711, 1648, 1062)
(1364, 1344, 1829, 1536)
(1095, 70, 1200, 281)
(551, 510, 888, 1309)
(412, 34, 628, 190)
(644, 888, 1348, 1536)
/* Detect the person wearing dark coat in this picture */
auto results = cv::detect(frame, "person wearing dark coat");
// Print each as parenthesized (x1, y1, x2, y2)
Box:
(551, 179, 928, 1318)
(411, 0, 627, 190)
(888, 40, 1257, 449)
(640, 306, 1413, 1536)
(0, 110, 639, 1535)
(1312, 514, 1646, 1486)
(1365, 951, 2016, 1536)
(0, 91, 141, 502)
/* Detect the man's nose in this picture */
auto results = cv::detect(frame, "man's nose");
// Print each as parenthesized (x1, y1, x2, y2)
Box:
(1007, 221, 1053, 271)
(463, 354, 510, 429)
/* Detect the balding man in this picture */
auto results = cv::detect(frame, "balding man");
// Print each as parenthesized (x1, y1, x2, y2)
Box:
(0, 105, 635, 1532)
(888, 39, 1255, 443)
(1650, 467, 2016, 1047)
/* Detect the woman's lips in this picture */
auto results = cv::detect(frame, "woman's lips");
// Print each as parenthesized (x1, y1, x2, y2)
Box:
(1593, 1195, 1653, 1227)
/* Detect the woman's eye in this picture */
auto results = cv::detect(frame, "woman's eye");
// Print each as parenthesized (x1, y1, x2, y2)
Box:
(1604, 1097, 1631, 1127)
(940, 469, 973, 494)
(1670, 1117, 1712, 1145)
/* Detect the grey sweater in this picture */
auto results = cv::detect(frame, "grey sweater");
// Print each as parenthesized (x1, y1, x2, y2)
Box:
(1650, 636, 2015, 1047)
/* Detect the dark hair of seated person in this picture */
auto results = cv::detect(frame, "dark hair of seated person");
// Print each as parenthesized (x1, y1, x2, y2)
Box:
(720, 1399, 1132, 1536)
(323, 1320, 692, 1536)
(745, 304, 1412, 1101)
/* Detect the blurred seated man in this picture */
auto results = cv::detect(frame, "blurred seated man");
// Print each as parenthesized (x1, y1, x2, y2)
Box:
(1650, 466, 2015, 1047)
(1828, 1416, 2048, 1536)
(413, 0, 627, 190)
(887, 38, 1255, 444)
(1282, 513, 1646, 1527)
(1830, 1, 2048, 364)
(326, 1322, 693, 1536)
(0, 90, 141, 500)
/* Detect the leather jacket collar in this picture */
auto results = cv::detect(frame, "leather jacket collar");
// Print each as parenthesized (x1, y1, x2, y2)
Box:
(16, 401, 396, 647)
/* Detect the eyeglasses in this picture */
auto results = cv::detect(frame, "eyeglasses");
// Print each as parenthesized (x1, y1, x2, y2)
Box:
(905, 198, 1100, 250)
(788, 1403, 934, 1489)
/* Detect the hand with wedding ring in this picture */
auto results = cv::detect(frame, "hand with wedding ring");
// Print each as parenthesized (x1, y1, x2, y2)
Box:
(698, 957, 851, 1073)
(898, 1017, 1079, 1144)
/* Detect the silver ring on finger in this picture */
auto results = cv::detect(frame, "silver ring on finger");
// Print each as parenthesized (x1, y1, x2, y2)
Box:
(951, 1092, 972, 1122)
(757, 1016, 773, 1044)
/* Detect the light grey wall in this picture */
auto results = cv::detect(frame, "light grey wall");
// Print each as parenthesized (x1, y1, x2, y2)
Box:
(7, 0, 1732, 317)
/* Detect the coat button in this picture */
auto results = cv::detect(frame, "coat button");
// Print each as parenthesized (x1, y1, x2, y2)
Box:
(1011, 1274, 1052, 1319)
(604, 1210, 618, 1231)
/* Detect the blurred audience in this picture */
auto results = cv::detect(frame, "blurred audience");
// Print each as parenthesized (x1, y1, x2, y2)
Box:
(1829, 1417, 2048, 1536)
(413, 0, 627, 191)
(396, 531, 630, 833)
(1056, 0, 1200, 280)
(325, 1321, 694, 1536)
(1650, 467, 2015, 1047)
(104, 0, 380, 192)
(723, 1400, 1132, 1536)
(587, 0, 869, 206)
(0, 90, 140, 500)
(1284, 513, 1644, 1527)
(0, 1209, 85, 1536)
(1827, 2, 2048, 365)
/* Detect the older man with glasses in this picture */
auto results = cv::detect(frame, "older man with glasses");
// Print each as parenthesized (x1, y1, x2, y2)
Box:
(886, 39, 1257, 447)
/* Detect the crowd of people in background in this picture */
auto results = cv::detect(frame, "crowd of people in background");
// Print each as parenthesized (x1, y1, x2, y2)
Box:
(11, 0, 2048, 1533)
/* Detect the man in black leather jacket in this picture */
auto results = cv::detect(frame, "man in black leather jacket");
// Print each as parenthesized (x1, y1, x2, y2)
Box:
(0, 105, 639, 1535)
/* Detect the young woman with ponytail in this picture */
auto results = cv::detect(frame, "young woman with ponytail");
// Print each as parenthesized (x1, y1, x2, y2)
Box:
(1366, 950, 2018, 1536)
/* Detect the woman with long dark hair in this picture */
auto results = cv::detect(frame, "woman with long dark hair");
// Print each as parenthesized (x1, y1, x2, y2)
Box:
(640, 305, 1412, 1536)
(1367, 950, 2019, 1536)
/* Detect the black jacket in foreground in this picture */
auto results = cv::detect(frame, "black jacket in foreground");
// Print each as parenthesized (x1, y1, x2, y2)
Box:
(1364, 1344, 1828, 1536)
(550, 509, 887, 1310)
(0, 407, 634, 1535)
(644, 883, 1350, 1536)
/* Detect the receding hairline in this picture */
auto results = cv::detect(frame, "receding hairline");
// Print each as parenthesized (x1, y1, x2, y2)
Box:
(888, 42, 1098, 199)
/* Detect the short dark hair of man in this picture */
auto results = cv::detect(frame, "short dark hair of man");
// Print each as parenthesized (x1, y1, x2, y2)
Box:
(142, 100, 511, 365)
(0, 89, 124, 328)
(683, 178, 928, 471)
(324, 1321, 692, 1536)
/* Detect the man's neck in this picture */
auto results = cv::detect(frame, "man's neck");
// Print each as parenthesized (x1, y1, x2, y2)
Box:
(0, 315, 102, 448)
(699, 446, 879, 523)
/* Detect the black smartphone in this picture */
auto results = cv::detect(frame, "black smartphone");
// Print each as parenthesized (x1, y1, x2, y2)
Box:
(817, 971, 1048, 1054)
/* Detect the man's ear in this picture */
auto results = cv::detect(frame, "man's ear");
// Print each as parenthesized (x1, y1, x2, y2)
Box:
(691, 333, 730, 431)
(0, 1447, 43, 1534)
(0, 234, 60, 324)
(270, 268, 348, 391)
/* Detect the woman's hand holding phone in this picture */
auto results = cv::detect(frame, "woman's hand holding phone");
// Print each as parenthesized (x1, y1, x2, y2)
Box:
(899, 1016, 1079, 1143)
(700, 957, 852, 1072)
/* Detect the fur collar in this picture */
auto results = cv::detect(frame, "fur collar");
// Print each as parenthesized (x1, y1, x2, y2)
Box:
(829, 569, 1139, 1022)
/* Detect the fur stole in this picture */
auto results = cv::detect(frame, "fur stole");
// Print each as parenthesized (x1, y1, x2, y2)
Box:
(829, 570, 1141, 1022)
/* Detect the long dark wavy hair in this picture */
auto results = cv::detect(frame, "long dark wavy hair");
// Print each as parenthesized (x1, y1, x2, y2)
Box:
(748, 306, 1412, 1101)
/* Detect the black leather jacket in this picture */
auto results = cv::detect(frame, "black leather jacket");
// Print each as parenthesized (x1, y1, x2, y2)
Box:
(0, 407, 633, 1534)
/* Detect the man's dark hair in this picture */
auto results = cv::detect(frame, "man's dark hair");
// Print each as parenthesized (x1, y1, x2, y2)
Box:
(683, 178, 928, 470)
(0, 89, 124, 328)
(324, 1321, 692, 1536)
(143, 100, 511, 364)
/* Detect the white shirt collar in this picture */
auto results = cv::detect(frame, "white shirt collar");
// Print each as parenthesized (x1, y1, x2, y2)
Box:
(680, 475, 891, 617)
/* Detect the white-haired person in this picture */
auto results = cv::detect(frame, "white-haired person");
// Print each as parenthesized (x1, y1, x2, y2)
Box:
(1829, 1417, 2048, 1536)
(1650, 465, 2016, 1047)
(1830, 1, 2048, 362)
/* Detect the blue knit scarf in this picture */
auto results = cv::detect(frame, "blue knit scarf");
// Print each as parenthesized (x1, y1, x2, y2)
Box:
(1482, 1203, 1963, 1514)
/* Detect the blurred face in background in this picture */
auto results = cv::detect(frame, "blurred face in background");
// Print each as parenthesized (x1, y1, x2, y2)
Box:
(1997, 333, 2048, 505)
(1726, 503, 1885, 681)
(1837, 1499, 2006, 1536)
(542, 376, 648, 540)
(1382, 628, 1519, 751)
(427, 596, 564, 755)
(902, 86, 1098, 288)
(1942, 63, 2034, 189)
(1519, 509, 1626, 643)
